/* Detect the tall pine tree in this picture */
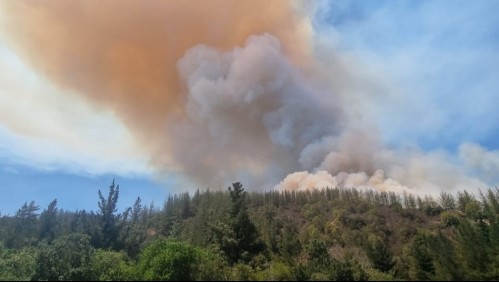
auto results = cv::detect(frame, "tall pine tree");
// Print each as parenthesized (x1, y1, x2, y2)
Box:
(97, 180, 120, 249)
(215, 182, 264, 264)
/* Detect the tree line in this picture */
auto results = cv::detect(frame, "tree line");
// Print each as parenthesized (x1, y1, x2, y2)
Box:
(1, 180, 499, 280)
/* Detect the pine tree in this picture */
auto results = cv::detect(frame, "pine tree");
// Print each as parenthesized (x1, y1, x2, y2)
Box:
(13, 201, 40, 247)
(410, 231, 435, 280)
(97, 180, 120, 249)
(366, 235, 395, 272)
(216, 182, 264, 264)
(38, 199, 58, 242)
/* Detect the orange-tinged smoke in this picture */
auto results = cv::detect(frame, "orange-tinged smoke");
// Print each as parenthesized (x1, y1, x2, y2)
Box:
(1, 1, 493, 194)
(0, 0, 308, 170)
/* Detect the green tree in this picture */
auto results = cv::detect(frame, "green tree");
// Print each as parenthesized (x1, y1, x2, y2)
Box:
(365, 235, 395, 272)
(430, 232, 465, 280)
(456, 219, 490, 279)
(38, 199, 58, 242)
(300, 239, 330, 280)
(12, 201, 40, 247)
(303, 239, 368, 281)
(409, 231, 435, 280)
(306, 239, 331, 269)
(137, 238, 199, 281)
(330, 257, 368, 281)
(121, 197, 147, 259)
(439, 192, 456, 211)
(0, 244, 37, 281)
(16, 201, 40, 221)
(440, 211, 460, 227)
(215, 182, 265, 265)
(98, 179, 121, 249)
(91, 249, 136, 281)
(277, 219, 302, 262)
(34, 233, 95, 281)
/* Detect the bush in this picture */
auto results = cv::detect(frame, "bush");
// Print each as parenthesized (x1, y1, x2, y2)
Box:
(440, 211, 460, 227)
(253, 261, 293, 281)
(137, 238, 199, 281)
(0, 245, 37, 281)
(91, 249, 136, 281)
(367, 268, 395, 281)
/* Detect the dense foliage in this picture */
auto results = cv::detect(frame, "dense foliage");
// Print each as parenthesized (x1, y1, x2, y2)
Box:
(1, 181, 499, 281)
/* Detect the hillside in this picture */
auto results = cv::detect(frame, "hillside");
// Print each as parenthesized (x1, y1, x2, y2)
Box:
(1, 181, 498, 281)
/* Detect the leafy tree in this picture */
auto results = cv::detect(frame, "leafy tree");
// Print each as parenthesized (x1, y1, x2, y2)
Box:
(330, 257, 368, 281)
(0, 244, 37, 281)
(34, 233, 95, 281)
(255, 260, 294, 281)
(306, 239, 331, 269)
(301, 239, 331, 280)
(303, 239, 368, 281)
(195, 248, 229, 281)
(91, 249, 136, 281)
(137, 238, 200, 281)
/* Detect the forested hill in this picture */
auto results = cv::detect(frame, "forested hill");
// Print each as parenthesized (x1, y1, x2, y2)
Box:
(1, 181, 499, 281)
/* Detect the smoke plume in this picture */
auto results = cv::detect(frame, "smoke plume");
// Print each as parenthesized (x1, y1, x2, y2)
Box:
(173, 33, 345, 187)
(0, 0, 309, 169)
(0, 1, 494, 194)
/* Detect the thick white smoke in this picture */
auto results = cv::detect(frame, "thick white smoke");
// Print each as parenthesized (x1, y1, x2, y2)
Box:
(174, 33, 493, 194)
(275, 169, 410, 194)
(276, 139, 489, 196)
(173, 33, 343, 187)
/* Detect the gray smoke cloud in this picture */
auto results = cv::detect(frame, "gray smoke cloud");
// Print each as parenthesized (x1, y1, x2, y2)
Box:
(172, 34, 343, 187)
(2, 0, 496, 195)
(173, 33, 493, 195)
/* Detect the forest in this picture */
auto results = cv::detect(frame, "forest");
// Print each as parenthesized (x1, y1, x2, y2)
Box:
(1, 180, 499, 281)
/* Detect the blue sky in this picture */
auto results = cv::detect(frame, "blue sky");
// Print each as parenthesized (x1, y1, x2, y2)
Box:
(0, 42, 169, 214)
(0, 167, 171, 216)
(312, 0, 499, 152)
(1, 0, 498, 214)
